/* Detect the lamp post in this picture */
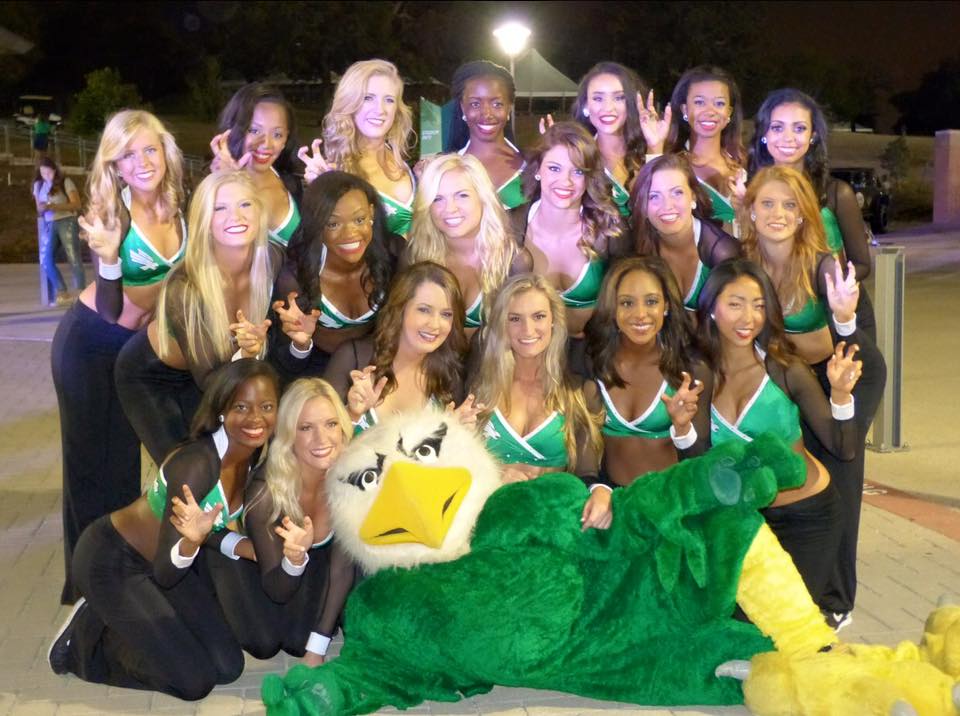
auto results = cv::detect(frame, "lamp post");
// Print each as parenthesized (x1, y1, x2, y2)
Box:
(493, 21, 531, 126)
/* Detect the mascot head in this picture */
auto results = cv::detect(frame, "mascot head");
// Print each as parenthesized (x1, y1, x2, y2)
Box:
(326, 408, 502, 574)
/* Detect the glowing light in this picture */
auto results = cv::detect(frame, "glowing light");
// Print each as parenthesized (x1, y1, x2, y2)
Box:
(493, 22, 531, 58)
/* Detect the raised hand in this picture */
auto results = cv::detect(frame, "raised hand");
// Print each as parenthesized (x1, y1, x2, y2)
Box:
(272, 292, 320, 349)
(170, 484, 221, 544)
(297, 139, 335, 184)
(229, 309, 271, 358)
(538, 114, 555, 135)
(660, 371, 704, 435)
(78, 213, 122, 263)
(447, 394, 485, 429)
(346, 366, 387, 420)
(209, 130, 252, 173)
(824, 260, 860, 324)
(581, 488, 613, 531)
(826, 340, 862, 398)
(274, 515, 314, 567)
(637, 90, 672, 153)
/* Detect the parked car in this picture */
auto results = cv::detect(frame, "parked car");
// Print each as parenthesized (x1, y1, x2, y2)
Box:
(829, 166, 891, 234)
(13, 95, 62, 129)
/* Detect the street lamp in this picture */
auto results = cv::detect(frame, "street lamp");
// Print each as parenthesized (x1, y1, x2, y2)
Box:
(493, 21, 531, 124)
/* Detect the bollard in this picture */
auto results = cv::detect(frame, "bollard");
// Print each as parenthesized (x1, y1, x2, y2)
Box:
(869, 246, 905, 451)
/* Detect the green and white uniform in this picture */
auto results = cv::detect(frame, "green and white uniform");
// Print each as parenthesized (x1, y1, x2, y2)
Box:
(145, 427, 241, 531)
(464, 292, 483, 329)
(483, 409, 567, 468)
(604, 168, 631, 217)
(698, 178, 736, 225)
(266, 181, 301, 249)
(378, 163, 416, 237)
(459, 139, 526, 210)
(682, 218, 709, 312)
(315, 245, 378, 330)
(598, 379, 675, 439)
(820, 206, 844, 254)
(119, 187, 186, 287)
(782, 294, 829, 334)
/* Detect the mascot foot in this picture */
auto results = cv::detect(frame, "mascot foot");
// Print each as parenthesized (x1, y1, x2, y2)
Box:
(262, 664, 344, 716)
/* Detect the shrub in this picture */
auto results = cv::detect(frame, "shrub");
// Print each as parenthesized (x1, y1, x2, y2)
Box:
(70, 68, 143, 136)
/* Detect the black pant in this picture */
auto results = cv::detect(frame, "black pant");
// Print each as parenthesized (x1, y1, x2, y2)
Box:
(206, 546, 333, 659)
(68, 516, 244, 700)
(114, 329, 202, 465)
(51, 301, 141, 604)
(762, 482, 843, 604)
(805, 333, 887, 613)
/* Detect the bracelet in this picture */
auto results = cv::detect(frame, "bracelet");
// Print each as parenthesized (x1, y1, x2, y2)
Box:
(670, 423, 698, 450)
(832, 312, 857, 337)
(98, 259, 122, 280)
(305, 631, 331, 656)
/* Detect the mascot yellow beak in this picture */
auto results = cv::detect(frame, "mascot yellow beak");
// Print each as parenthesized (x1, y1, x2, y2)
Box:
(359, 461, 472, 548)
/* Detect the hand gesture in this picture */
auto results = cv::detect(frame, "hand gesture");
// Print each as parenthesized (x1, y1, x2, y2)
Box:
(581, 487, 613, 531)
(229, 310, 271, 358)
(273, 292, 320, 348)
(78, 213, 122, 264)
(346, 366, 387, 420)
(209, 130, 252, 173)
(729, 168, 748, 210)
(170, 484, 221, 544)
(826, 341, 861, 398)
(660, 371, 704, 435)
(275, 515, 314, 567)
(637, 90, 672, 153)
(824, 260, 860, 324)
(447, 394, 485, 429)
(538, 114, 555, 135)
(297, 139, 335, 184)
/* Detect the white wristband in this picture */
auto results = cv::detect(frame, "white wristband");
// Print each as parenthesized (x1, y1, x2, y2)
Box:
(305, 631, 331, 656)
(289, 341, 313, 359)
(830, 396, 855, 421)
(282, 553, 310, 576)
(832, 312, 857, 337)
(98, 259, 122, 280)
(219, 532, 244, 560)
(670, 423, 698, 450)
(170, 538, 199, 569)
(588, 482, 613, 493)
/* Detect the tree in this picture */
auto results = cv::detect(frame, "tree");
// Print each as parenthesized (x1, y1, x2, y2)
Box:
(70, 68, 143, 135)
(880, 135, 910, 185)
(187, 56, 224, 121)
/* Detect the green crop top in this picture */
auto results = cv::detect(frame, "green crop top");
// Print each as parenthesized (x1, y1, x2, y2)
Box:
(459, 139, 526, 210)
(820, 206, 843, 254)
(782, 294, 829, 334)
(483, 409, 567, 468)
(315, 244, 378, 330)
(698, 178, 736, 225)
(145, 427, 242, 530)
(119, 187, 186, 287)
(266, 169, 301, 248)
(464, 291, 483, 329)
(682, 218, 710, 311)
(378, 163, 415, 237)
(604, 168, 631, 217)
(598, 379, 675, 439)
(710, 354, 802, 446)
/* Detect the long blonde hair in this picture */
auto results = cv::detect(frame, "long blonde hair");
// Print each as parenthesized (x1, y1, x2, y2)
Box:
(473, 274, 601, 469)
(263, 378, 353, 524)
(407, 154, 515, 311)
(322, 59, 415, 177)
(739, 165, 829, 313)
(157, 172, 271, 365)
(86, 109, 184, 228)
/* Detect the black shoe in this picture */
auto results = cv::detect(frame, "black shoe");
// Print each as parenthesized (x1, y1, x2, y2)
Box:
(48, 597, 86, 674)
(823, 610, 852, 633)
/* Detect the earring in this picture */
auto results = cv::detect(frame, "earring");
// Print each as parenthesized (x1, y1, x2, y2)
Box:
(691, 200, 697, 210)
(218, 414, 224, 423)
(760, 137, 767, 145)
(534, 174, 541, 181)
(683, 113, 689, 122)
(582, 108, 590, 118)
(664, 309, 669, 316)
(750, 213, 756, 221)
(710, 313, 716, 320)
(810, 136, 817, 145)
(461, 114, 467, 121)
(797, 217, 804, 225)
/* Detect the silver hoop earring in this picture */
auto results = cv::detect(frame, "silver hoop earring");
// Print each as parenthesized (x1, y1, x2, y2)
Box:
(582, 108, 590, 118)
(760, 137, 767, 145)
(534, 174, 541, 181)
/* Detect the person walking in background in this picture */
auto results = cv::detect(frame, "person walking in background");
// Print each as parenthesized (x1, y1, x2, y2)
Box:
(33, 113, 52, 161)
(33, 157, 86, 305)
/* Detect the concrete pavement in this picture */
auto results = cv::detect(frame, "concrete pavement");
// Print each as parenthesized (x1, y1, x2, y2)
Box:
(0, 226, 957, 715)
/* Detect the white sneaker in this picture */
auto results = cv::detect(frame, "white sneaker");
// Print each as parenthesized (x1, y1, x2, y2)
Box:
(48, 597, 86, 674)
(825, 610, 852, 632)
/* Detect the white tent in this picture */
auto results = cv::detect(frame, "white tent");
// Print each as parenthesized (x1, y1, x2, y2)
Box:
(512, 48, 578, 99)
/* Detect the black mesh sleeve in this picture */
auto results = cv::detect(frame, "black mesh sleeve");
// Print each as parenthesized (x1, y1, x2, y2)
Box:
(94, 274, 124, 323)
(677, 360, 714, 459)
(699, 220, 742, 267)
(152, 438, 223, 588)
(322, 338, 374, 404)
(768, 357, 856, 462)
(829, 179, 872, 280)
(163, 276, 222, 390)
(313, 540, 356, 638)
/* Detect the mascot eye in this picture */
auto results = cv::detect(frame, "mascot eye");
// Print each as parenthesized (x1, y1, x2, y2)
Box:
(414, 443, 438, 463)
(343, 454, 385, 491)
(360, 469, 378, 488)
